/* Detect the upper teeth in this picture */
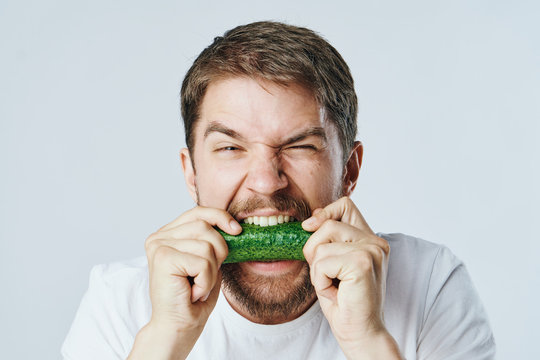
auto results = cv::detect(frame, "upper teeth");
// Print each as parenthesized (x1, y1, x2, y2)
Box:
(243, 215, 294, 226)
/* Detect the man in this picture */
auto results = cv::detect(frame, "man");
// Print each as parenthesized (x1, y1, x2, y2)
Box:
(62, 21, 495, 359)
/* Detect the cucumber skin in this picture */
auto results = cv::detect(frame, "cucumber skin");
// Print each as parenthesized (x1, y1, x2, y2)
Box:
(217, 222, 312, 263)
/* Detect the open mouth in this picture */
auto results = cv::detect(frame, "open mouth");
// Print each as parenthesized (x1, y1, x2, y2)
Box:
(242, 215, 296, 226)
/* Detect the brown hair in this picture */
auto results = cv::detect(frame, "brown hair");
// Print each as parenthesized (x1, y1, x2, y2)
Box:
(181, 21, 357, 164)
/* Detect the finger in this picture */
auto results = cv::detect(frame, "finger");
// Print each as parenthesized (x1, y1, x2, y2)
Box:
(189, 254, 218, 303)
(309, 242, 361, 265)
(151, 245, 218, 303)
(310, 255, 341, 301)
(303, 220, 372, 263)
(311, 252, 379, 304)
(201, 270, 222, 306)
(149, 238, 224, 269)
(148, 220, 229, 264)
(302, 197, 371, 233)
(158, 206, 242, 235)
(310, 242, 389, 280)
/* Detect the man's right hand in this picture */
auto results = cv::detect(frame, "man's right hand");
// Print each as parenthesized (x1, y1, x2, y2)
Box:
(128, 207, 241, 360)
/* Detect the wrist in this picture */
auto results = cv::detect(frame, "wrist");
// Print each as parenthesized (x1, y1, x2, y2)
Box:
(128, 321, 203, 360)
(340, 330, 402, 360)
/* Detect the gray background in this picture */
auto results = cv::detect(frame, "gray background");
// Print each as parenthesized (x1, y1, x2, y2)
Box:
(1, 0, 538, 358)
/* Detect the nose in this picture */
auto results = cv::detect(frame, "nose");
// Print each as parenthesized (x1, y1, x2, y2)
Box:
(245, 150, 288, 196)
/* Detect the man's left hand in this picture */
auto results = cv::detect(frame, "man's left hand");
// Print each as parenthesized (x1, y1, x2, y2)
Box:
(302, 197, 402, 359)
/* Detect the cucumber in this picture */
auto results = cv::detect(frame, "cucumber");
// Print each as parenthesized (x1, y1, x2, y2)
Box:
(217, 222, 312, 263)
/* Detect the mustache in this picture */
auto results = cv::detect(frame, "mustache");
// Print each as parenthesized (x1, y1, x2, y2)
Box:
(227, 193, 312, 221)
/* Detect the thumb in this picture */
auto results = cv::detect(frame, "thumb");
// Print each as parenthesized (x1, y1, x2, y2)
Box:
(302, 197, 372, 232)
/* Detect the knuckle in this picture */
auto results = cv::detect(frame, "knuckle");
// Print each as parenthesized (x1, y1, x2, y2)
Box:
(145, 232, 157, 244)
(194, 219, 212, 232)
(309, 245, 323, 264)
(144, 233, 160, 252)
(319, 242, 334, 257)
(319, 218, 339, 232)
(153, 245, 172, 262)
(200, 240, 215, 259)
(302, 244, 314, 263)
(379, 238, 391, 254)
(366, 243, 383, 256)
(200, 257, 215, 275)
(310, 252, 328, 273)
(310, 259, 321, 279)
(192, 206, 206, 215)
(354, 250, 374, 273)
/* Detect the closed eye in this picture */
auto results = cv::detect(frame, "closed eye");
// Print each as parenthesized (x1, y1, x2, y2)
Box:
(287, 144, 318, 150)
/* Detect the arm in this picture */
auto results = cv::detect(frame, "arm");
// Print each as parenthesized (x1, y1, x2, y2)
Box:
(302, 197, 403, 360)
(126, 207, 241, 360)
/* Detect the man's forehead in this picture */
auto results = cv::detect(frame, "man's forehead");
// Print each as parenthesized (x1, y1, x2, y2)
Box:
(200, 77, 319, 112)
(194, 77, 329, 142)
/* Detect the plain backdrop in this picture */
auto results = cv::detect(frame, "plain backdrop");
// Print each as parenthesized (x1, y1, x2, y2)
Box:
(1, 0, 538, 358)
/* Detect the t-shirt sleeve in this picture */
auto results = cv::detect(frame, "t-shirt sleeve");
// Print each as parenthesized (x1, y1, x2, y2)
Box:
(61, 264, 143, 360)
(417, 246, 496, 360)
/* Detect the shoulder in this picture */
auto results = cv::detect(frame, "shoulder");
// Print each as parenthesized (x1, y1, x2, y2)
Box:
(76, 255, 150, 319)
(90, 256, 148, 287)
(377, 232, 467, 320)
(83, 255, 150, 319)
(377, 232, 462, 277)
(62, 256, 150, 359)
(378, 233, 495, 358)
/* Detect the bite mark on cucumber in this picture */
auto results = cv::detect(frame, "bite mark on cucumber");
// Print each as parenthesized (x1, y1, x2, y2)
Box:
(217, 222, 312, 263)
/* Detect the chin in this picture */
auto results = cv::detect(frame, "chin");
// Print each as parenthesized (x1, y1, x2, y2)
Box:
(221, 261, 315, 322)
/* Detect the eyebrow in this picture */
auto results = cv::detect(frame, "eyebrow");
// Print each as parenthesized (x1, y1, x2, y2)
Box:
(282, 127, 327, 146)
(204, 122, 247, 142)
(204, 121, 328, 147)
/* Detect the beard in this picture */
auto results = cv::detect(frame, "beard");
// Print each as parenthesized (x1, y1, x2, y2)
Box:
(221, 193, 316, 323)
(221, 262, 314, 323)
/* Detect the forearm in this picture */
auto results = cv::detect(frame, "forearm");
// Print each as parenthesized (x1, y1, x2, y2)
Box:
(127, 322, 202, 360)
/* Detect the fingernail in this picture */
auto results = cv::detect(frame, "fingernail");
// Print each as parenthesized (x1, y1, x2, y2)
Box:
(201, 292, 210, 302)
(303, 217, 316, 227)
(307, 212, 320, 222)
(230, 220, 241, 232)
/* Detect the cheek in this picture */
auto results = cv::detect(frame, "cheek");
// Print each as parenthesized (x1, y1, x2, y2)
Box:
(195, 158, 247, 207)
(284, 156, 342, 203)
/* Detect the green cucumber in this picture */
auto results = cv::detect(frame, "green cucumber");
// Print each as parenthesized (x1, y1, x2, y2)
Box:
(217, 222, 312, 263)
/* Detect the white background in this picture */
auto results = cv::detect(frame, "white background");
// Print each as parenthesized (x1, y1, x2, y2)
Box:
(1, 0, 538, 358)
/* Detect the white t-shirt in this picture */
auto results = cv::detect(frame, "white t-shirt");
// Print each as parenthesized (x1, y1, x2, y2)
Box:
(61, 233, 495, 359)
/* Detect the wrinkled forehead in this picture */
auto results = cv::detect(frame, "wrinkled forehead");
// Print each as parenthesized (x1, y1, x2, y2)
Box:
(193, 77, 334, 147)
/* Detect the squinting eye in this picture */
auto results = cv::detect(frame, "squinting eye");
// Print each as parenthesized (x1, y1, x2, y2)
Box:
(216, 146, 240, 152)
(288, 145, 317, 151)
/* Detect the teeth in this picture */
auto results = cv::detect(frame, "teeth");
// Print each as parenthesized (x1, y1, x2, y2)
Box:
(243, 215, 293, 226)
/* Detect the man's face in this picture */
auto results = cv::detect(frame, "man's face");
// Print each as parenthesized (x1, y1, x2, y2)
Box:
(181, 77, 347, 322)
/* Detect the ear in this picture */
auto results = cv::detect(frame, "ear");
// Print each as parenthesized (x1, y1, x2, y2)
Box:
(180, 148, 198, 203)
(342, 141, 363, 196)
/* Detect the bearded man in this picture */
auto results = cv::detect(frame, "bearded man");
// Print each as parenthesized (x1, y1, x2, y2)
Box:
(62, 21, 495, 359)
